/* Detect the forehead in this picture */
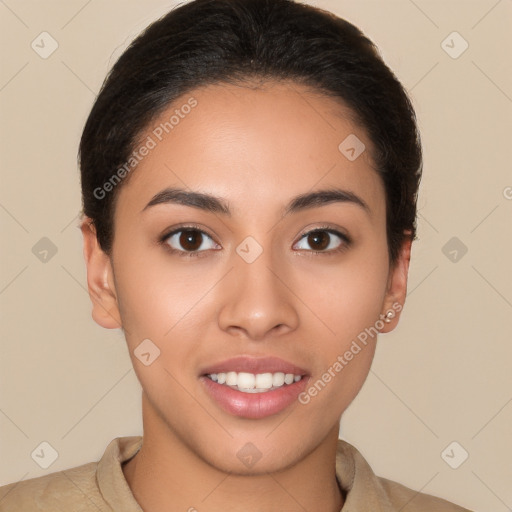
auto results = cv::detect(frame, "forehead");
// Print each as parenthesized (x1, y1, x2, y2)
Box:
(115, 80, 385, 221)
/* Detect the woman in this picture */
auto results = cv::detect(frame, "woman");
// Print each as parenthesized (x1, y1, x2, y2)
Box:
(0, 0, 474, 510)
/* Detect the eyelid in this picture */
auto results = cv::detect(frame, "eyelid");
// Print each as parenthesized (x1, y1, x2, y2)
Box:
(296, 223, 351, 242)
(160, 223, 218, 243)
(159, 223, 351, 256)
(293, 224, 351, 253)
(159, 223, 221, 257)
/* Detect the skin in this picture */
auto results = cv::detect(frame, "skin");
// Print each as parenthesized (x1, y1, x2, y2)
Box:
(80, 80, 411, 512)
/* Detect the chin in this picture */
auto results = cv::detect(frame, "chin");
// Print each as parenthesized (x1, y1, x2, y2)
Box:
(203, 447, 300, 476)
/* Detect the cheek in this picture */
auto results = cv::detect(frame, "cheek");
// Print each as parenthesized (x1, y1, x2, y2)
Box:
(308, 343, 376, 421)
(292, 241, 388, 409)
(292, 250, 390, 347)
(112, 249, 222, 397)
(298, 287, 381, 419)
(114, 245, 214, 339)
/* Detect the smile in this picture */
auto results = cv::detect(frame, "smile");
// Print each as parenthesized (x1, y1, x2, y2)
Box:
(207, 371, 303, 393)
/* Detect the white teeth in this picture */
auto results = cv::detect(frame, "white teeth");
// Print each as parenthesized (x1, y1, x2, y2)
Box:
(255, 373, 273, 389)
(207, 371, 303, 393)
(237, 372, 255, 389)
(272, 372, 285, 387)
(284, 373, 294, 385)
(225, 371, 237, 386)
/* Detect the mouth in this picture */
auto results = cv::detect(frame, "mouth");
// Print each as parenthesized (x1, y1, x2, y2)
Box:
(205, 371, 304, 393)
(199, 356, 309, 419)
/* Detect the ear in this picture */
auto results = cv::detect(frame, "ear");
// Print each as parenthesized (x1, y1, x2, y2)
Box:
(79, 216, 122, 330)
(379, 232, 413, 334)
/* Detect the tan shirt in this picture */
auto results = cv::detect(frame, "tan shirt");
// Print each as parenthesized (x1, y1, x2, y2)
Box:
(0, 436, 473, 511)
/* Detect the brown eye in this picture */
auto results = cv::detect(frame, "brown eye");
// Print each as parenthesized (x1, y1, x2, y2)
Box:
(307, 231, 330, 251)
(294, 228, 350, 253)
(164, 228, 218, 254)
(179, 230, 203, 251)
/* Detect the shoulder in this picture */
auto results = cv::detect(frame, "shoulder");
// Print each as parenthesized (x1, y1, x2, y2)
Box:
(377, 475, 473, 511)
(0, 435, 144, 512)
(0, 461, 103, 512)
(336, 439, 474, 512)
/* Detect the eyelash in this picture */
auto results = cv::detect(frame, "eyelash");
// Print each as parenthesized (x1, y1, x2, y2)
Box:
(158, 223, 352, 258)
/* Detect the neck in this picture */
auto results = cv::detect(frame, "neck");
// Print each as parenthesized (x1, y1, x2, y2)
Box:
(122, 394, 344, 512)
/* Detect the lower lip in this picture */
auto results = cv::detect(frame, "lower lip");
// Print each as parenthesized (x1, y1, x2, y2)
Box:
(200, 376, 309, 419)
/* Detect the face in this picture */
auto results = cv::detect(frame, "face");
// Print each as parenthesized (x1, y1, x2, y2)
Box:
(82, 80, 410, 475)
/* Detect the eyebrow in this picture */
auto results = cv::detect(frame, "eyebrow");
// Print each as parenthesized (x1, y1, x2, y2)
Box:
(141, 187, 371, 217)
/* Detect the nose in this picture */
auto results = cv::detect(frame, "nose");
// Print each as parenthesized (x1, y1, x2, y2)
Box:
(217, 250, 300, 341)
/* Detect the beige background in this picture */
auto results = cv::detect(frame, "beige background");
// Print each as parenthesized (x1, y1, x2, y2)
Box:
(1, 0, 511, 510)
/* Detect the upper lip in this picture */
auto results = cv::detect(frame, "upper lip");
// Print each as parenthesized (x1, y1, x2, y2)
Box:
(200, 356, 308, 376)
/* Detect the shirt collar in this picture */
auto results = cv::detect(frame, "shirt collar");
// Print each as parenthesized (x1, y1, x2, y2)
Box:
(97, 436, 143, 511)
(97, 436, 395, 511)
(336, 438, 396, 511)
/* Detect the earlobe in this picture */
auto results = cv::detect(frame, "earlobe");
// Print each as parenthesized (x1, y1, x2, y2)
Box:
(379, 233, 413, 334)
(79, 216, 123, 330)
